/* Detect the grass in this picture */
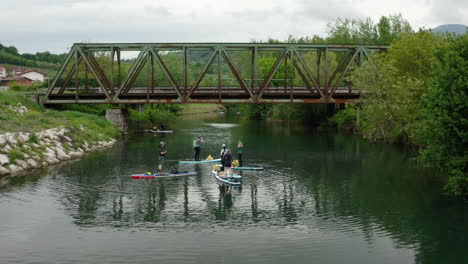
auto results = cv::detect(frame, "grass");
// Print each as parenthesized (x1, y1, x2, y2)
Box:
(0, 90, 119, 141)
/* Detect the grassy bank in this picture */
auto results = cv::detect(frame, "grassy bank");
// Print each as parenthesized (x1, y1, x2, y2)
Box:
(0, 90, 119, 143)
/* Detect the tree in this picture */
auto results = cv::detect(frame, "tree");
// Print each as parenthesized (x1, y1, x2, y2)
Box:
(419, 34, 468, 195)
(350, 31, 442, 143)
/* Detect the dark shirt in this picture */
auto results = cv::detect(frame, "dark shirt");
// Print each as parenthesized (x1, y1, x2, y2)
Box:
(224, 153, 232, 166)
(159, 146, 166, 156)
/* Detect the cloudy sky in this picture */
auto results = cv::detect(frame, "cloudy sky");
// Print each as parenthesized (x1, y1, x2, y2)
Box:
(1, 0, 467, 54)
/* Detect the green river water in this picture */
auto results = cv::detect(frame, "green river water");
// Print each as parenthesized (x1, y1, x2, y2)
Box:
(0, 113, 467, 264)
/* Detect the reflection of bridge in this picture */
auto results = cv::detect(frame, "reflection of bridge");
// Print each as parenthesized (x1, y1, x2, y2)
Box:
(44, 43, 388, 104)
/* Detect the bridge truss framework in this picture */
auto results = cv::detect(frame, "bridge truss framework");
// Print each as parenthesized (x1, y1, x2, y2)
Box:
(44, 43, 387, 104)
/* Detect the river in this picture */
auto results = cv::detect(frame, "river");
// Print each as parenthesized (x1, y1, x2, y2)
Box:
(0, 113, 467, 264)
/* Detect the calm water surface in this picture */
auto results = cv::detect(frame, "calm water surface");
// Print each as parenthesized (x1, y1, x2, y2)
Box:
(1, 113, 467, 264)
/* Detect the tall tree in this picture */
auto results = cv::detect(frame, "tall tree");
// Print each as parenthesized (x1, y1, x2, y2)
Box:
(419, 34, 468, 195)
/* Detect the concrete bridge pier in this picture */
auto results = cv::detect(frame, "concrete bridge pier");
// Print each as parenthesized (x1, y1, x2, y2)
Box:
(105, 109, 129, 133)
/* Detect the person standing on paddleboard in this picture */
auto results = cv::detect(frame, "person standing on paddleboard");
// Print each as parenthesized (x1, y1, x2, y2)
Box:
(193, 137, 202, 161)
(237, 140, 243, 167)
(224, 149, 233, 177)
(220, 143, 227, 171)
(158, 142, 167, 173)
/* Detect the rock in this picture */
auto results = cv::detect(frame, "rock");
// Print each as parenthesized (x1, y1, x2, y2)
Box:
(17, 133, 29, 143)
(32, 143, 40, 148)
(45, 157, 60, 165)
(8, 164, 24, 175)
(26, 159, 39, 168)
(3, 145, 11, 152)
(15, 159, 29, 170)
(44, 147, 56, 158)
(23, 154, 30, 159)
(69, 151, 84, 159)
(6, 134, 17, 145)
(42, 161, 48, 167)
(0, 154, 9, 165)
(63, 136, 72, 142)
(0, 135, 6, 146)
(0, 165, 9, 175)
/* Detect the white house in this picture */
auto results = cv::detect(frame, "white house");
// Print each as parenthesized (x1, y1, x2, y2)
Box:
(0, 67, 6, 78)
(18, 70, 46, 82)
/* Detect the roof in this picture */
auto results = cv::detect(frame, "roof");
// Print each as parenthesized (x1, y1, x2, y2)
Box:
(19, 70, 46, 76)
(0, 67, 5, 71)
(1, 76, 33, 81)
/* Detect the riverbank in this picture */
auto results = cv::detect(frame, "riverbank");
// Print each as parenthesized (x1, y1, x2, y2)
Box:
(0, 90, 120, 179)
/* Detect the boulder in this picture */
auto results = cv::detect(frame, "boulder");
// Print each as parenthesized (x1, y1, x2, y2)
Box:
(15, 159, 29, 170)
(69, 151, 84, 159)
(8, 164, 24, 175)
(0, 135, 6, 146)
(17, 133, 30, 143)
(26, 159, 39, 169)
(0, 165, 9, 175)
(0, 154, 9, 165)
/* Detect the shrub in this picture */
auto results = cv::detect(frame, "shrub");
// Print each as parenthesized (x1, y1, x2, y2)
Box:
(9, 149, 25, 164)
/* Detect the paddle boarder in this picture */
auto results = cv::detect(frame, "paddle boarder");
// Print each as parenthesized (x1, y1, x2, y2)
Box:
(193, 137, 202, 161)
(224, 149, 233, 177)
(220, 143, 227, 171)
(237, 140, 243, 167)
(158, 141, 167, 172)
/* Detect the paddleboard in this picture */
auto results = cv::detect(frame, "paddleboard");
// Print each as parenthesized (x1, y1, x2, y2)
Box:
(179, 158, 221, 164)
(131, 171, 196, 179)
(149, 129, 174, 133)
(212, 170, 242, 186)
(232, 166, 264, 171)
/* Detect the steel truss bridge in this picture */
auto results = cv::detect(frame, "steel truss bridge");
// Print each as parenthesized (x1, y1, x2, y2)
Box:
(44, 43, 387, 104)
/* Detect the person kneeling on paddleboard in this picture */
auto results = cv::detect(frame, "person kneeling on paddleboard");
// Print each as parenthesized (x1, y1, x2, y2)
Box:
(158, 142, 167, 173)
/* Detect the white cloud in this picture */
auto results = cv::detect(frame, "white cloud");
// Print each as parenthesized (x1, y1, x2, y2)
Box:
(0, 0, 466, 54)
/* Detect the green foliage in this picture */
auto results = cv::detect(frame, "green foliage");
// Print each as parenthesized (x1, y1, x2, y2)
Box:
(8, 83, 33, 92)
(329, 104, 357, 129)
(326, 14, 412, 44)
(28, 133, 39, 144)
(350, 31, 441, 144)
(9, 149, 25, 164)
(0, 90, 119, 141)
(239, 104, 273, 120)
(444, 177, 468, 196)
(0, 43, 66, 69)
(417, 34, 467, 194)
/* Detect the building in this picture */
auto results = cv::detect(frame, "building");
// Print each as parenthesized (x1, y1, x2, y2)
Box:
(18, 70, 46, 82)
(0, 67, 6, 78)
(0, 76, 34, 87)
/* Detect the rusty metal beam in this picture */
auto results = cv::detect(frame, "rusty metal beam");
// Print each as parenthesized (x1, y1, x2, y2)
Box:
(186, 47, 219, 100)
(257, 48, 289, 100)
(149, 48, 183, 99)
(220, 48, 253, 99)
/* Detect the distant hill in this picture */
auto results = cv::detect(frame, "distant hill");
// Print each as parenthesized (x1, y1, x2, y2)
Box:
(432, 24, 467, 35)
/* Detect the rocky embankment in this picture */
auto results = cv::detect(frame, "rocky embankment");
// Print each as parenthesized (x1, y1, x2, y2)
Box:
(0, 127, 116, 178)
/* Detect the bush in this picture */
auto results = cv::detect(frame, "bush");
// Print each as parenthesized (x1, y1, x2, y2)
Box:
(329, 105, 357, 130)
